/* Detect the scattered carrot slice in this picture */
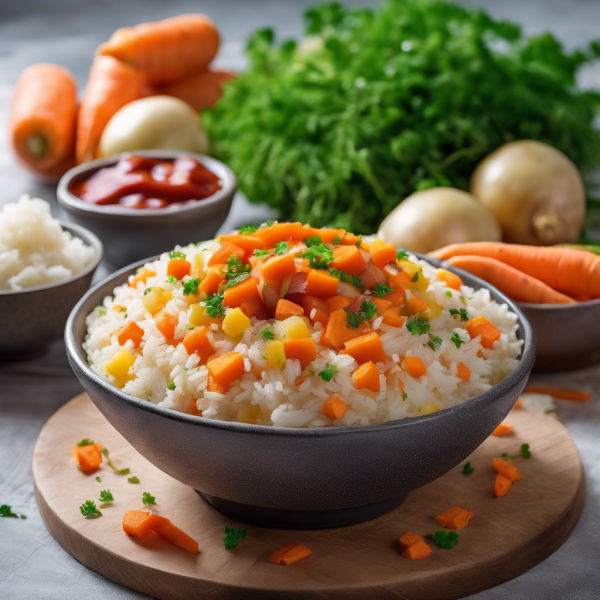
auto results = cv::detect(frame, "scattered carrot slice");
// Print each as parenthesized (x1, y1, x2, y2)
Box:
(186, 398, 202, 417)
(182, 326, 213, 362)
(223, 276, 260, 309)
(267, 543, 312, 565)
(435, 506, 473, 529)
(467, 315, 501, 350)
(401, 541, 431, 560)
(116, 320, 144, 347)
(323, 295, 351, 313)
(399, 532, 425, 552)
(523, 386, 591, 402)
(148, 515, 200, 554)
(492, 422, 513, 437)
(493, 473, 513, 498)
(352, 361, 380, 392)
(381, 306, 405, 327)
(72, 443, 103, 473)
(405, 356, 426, 378)
(492, 458, 523, 482)
(122, 510, 155, 537)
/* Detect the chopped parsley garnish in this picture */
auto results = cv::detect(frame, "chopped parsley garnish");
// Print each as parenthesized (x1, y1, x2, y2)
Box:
(373, 283, 394, 298)
(0, 505, 19, 518)
(167, 380, 176, 391)
(95, 306, 107, 315)
(347, 311, 362, 329)
(396, 250, 408, 261)
(80, 500, 102, 519)
(166, 275, 177, 284)
(521, 443, 532, 459)
(95, 476, 102, 483)
(225, 255, 250, 279)
(450, 332, 466, 348)
(434, 529, 459, 549)
(142, 492, 156, 506)
(101, 448, 130, 475)
(460, 296, 467, 304)
(205, 293, 225, 318)
(406, 317, 431, 335)
(328, 268, 362, 288)
(182, 278, 201, 296)
(99, 490, 114, 504)
(444, 290, 453, 297)
(305, 236, 322, 247)
(263, 220, 275, 228)
(356, 239, 362, 247)
(187, 325, 196, 330)
(169, 251, 187, 260)
(501, 452, 515, 461)
(76, 438, 94, 447)
(302, 244, 333, 269)
(224, 273, 250, 289)
(412, 271, 419, 282)
(319, 364, 338, 382)
(427, 336, 442, 350)
(238, 224, 258, 234)
(403, 392, 408, 401)
(361, 301, 377, 319)
(345, 301, 376, 328)
(463, 461, 474, 474)
(224, 525, 248, 549)
(274, 241, 288, 255)
(253, 249, 270, 258)
(333, 235, 342, 245)
(258, 327, 274, 340)
(449, 308, 468, 321)
(128, 477, 140, 484)
(143, 287, 152, 296)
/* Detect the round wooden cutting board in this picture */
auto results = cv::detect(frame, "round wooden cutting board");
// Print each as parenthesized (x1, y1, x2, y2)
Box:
(33, 393, 584, 600)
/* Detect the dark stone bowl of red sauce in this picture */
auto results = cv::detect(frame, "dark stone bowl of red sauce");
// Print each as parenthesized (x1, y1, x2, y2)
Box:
(57, 150, 236, 268)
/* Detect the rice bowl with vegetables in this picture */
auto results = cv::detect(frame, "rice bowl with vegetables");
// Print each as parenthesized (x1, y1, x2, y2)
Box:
(84, 222, 522, 428)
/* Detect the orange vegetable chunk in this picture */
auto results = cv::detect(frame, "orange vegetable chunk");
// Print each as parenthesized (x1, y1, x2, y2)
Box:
(341, 232, 361, 245)
(325, 309, 372, 349)
(122, 510, 154, 537)
(492, 422, 513, 437)
(208, 241, 245, 266)
(199, 264, 226, 295)
(382, 306, 404, 327)
(399, 532, 426, 552)
(129, 270, 155, 288)
(207, 351, 245, 390)
(167, 258, 191, 280)
(148, 514, 200, 554)
(302, 295, 330, 327)
(275, 299, 304, 321)
(406, 293, 429, 316)
(401, 541, 431, 560)
(219, 234, 265, 253)
(72, 443, 103, 472)
(256, 222, 305, 246)
(207, 373, 227, 394)
(224, 276, 260, 308)
(186, 398, 202, 416)
(370, 297, 392, 316)
(435, 506, 473, 529)
(306, 269, 339, 297)
(456, 362, 471, 382)
(341, 331, 386, 365)
(155, 312, 177, 339)
(322, 396, 348, 421)
(182, 326, 212, 361)
(368, 240, 397, 268)
(385, 289, 407, 308)
(493, 473, 513, 498)
(352, 361, 380, 392)
(283, 338, 317, 370)
(492, 458, 523, 482)
(437, 268, 463, 291)
(467, 315, 501, 350)
(323, 296, 351, 313)
(116, 320, 144, 347)
(384, 264, 412, 291)
(260, 254, 297, 293)
(405, 356, 426, 378)
(332, 245, 367, 275)
(267, 543, 312, 565)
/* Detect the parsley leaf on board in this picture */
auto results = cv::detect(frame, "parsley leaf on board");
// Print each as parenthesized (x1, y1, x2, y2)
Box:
(501, 453, 515, 461)
(521, 443, 532, 459)
(128, 477, 140, 484)
(224, 525, 248, 549)
(80, 500, 102, 519)
(434, 529, 459, 549)
(0, 505, 19, 518)
(319, 363, 338, 382)
(101, 448, 130, 475)
(99, 490, 114, 504)
(463, 461, 474, 474)
(142, 492, 156, 506)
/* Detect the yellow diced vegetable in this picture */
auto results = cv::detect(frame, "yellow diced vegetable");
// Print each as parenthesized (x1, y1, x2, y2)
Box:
(142, 287, 171, 315)
(421, 403, 440, 415)
(265, 340, 286, 368)
(399, 258, 429, 292)
(192, 253, 205, 277)
(104, 348, 135, 379)
(222, 307, 252, 337)
(237, 404, 262, 424)
(419, 291, 443, 320)
(189, 302, 213, 327)
(282, 315, 311, 339)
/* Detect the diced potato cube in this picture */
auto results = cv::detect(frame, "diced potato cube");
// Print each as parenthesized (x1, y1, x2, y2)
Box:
(183, 289, 207, 306)
(282, 315, 311, 339)
(222, 307, 252, 337)
(193, 252, 205, 277)
(419, 291, 443, 320)
(104, 348, 135, 379)
(265, 340, 286, 368)
(142, 287, 171, 314)
(399, 259, 429, 292)
(237, 403, 262, 424)
(189, 303, 212, 327)
(421, 403, 440, 415)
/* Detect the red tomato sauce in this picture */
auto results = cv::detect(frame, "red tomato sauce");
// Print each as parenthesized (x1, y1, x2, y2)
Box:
(69, 155, 222, 209)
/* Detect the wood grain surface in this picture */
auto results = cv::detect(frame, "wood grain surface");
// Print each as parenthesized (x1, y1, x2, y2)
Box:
(32, 393, 584, 600)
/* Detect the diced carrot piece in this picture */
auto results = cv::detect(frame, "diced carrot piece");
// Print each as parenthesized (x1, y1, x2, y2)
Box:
(301, 295, 330, 327)
(384, 264, 413, 291)
(437, 268, 463, 291)
(322, 396, 348, 421)
(405, 356, 426, 378)
(492, 422, 513, 437)
(300, 227, 346, 244)
(116, 320, 144, 347)
(240, 295, 269, 320)
(467, 315, 501, 350)
(456, 362, 471, 382)
(513, 398, 523, 409)
(223, 276, 260, 308)
(385, 289, 406, 308)
(406, 293, 429, 316)
(493, 473, 513, 498)
(275, 298, 304, 320)
(399, 532, 425, 552)
(492, 458, 523, 482)
(207, 373, 227, 394)
(219, 234, 265, 253)
(207, 351, 245, 390)
(283, 337, 316, 370)
(370, 297, 392, 316)
(129, 269, 155, 288)
(260, 254, 297, 293)
(341, 232, 361, 245)
(267, 543, 312, 565)
(186, 398, 202, 416)
(319, 331, 335, 348)
(255, 222, 305, 246)
(352, 361, 380, 392)
(182, 326, 213, 361)
(401, 541, 431, 560)
(199, 264, 226, 295)
(122, 510, 153, 537)
(306, 269, 339, 298)
(208, 241, 245, 266)
(155, 312, 177, 339)
(341, 331, 386, 365)
(147, 514, 199, 554)
(167, 258, 191, 280)
(325, 308, 372, 348)
(323, 296, 351, 313)
(368, 240, 397, 268)
(382, 306, 405, 327)
(435, 506, 473, 529)
(72, 443, 103, 472)
(332, 245, 367, 275)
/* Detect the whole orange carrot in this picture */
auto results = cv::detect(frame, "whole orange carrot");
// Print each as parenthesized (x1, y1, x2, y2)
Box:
(524, 386, 591, 402)
(152, 69, 236, 111)
(445, 255, 575, 304)
(9, 63, 77, 177)
(99, 14, 219, 85)
(432, 242, 600, 299)
(76, 55, 148, 163)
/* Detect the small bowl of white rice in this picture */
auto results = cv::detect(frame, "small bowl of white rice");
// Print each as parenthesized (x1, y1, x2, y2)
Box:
(0, 195, 102, 358)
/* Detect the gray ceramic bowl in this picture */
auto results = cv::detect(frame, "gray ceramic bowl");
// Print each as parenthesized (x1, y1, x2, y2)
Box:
(519, 298, 600, 371)
(65, 255, 535, 529)
(0, 221, 102, 359)
(57, 150, 236, 269)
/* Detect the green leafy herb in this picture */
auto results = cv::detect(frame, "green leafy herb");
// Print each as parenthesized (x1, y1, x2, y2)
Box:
(501, 452, 515, 461)
(373, 283, 393, 298)
(263, 220, 275, 228)
(182, 278, 201, 296)
(444, 291, 453, 298)
(449, 308, 468, 321)
(169, 251, 186, 260)
(239, 224, 258, 234)
(520, 443, 532, 459)
(319, 363, 338, 382)
(333, 235, 341, 245)
(187, 325, 196, 330)
(402, 392, 408, 401)
(406, 317, 430, 335)
(274, 241, 289, 255)
(460, 296, 467, 304)
(258, 327, 275, 340)
(346, 311, 362, 329)
(142, 492, 156, 506)
(427, 336, 442, 350)
(205, 293, 225, 318)
(328, 269, 362, 288)
(80, 500, 102, 519)
(463, 461, 474, 474)
(450, 332, 465, 348)
(355, 239, 362, 247)
(95, 306, 107, 315)
(101, 448, 130, 475)
(167, 380, 176, 391)
(128, 477, 140, 484)
(95, 476, 102, 483)
(434, 529, 459, 549)
(225, 255, 250, 280)
(396, 250, 408, 261)
(305, 236, 322, 247)
(361, 301, 377, 319)
(412, 271, 419, 282)
(0, 505, 18, 518)
(224, 273, 250, 289)
(224, 525, 248, 549)
(99, 490, 114, 504)
(253, 249, 271, 258)
(166, 275, 177, 284)
(76, 438, 94, 447)
(302, 244, 333, 269)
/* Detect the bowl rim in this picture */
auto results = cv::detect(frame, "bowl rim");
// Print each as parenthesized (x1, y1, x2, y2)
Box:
(56, 149, 237, 219)
(65, 251, 535, 438)
(0, 220, 103, 296)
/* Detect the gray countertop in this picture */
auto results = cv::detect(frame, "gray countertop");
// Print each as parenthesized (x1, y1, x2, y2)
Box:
(0, 1, 599, 599)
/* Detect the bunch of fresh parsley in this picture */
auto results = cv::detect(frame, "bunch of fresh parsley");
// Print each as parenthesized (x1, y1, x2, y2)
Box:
(203, 0, 600, 234)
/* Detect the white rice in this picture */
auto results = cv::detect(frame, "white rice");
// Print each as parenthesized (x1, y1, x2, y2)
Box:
(84, 238, 523, 428)
(0, 195, 94, 291)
